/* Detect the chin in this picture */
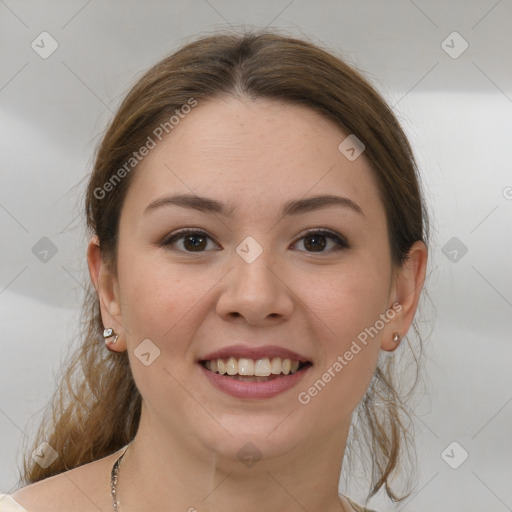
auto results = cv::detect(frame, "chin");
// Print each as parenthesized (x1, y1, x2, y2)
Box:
(194, 415, 307, 466)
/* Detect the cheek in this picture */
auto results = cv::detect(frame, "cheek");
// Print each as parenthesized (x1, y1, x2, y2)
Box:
(295, 255, 390, 411)
(116, 245, 211, 349)
(115, 247, 216, 409)
(306, 256, 391, 344)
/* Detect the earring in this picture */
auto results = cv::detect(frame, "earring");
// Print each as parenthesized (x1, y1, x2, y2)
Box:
(392, 332, 401, 343)
(103, 327, 119, 345)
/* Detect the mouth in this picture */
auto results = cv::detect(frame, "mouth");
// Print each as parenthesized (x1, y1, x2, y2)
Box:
(197, 345, 313, 399)
(200, 357, 312, 382)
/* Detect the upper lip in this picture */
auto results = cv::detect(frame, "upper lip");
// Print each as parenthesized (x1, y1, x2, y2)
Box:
(199, 345, 311, 363)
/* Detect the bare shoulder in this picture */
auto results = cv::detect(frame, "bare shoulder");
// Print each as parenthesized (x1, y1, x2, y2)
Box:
(10, 451, 120, 512)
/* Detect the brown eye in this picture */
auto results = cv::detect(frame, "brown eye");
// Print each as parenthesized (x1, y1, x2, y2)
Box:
(162, 229, 219, 253)
(304, 234, 327, 252)
(293, 229, 348, 253)
(183, 233, 207, 251)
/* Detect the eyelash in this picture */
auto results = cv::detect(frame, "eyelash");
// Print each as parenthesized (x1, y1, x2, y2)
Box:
(161, 228, 349, 254)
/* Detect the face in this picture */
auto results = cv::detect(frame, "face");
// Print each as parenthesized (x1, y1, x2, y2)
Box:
(101, 97, 408, 465)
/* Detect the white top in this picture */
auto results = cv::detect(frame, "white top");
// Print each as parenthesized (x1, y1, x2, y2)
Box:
(0, 495, 28, 512)
(0, 492, 370, 511)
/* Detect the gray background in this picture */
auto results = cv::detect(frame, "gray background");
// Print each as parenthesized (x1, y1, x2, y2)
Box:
(1, 1, 511, 510)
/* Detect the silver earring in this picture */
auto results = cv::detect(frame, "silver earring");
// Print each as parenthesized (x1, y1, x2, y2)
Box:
(392, 332, 401, 343)
(103, 327, 119, 345)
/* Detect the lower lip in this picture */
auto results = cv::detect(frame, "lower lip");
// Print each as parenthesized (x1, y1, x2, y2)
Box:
(199, 364, 311, 399)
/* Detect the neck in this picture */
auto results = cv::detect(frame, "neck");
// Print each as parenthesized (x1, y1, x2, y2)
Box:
(115, 404, 351, 512)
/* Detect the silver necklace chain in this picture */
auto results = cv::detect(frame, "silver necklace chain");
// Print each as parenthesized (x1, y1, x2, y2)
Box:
(110, 445, 129, 511)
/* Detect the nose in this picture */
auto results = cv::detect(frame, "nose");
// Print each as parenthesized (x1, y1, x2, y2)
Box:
(215, 248, 295, 325)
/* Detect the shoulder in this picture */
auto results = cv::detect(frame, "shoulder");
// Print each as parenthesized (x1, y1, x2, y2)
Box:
(9, 450, 121, 512)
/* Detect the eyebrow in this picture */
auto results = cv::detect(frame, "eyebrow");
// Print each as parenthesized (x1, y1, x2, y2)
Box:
(144, 193, 364, 218)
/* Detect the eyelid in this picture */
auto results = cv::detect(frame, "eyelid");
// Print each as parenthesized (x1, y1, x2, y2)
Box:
(161, 228, 220, 250)
(161, 227, 349, 253)
(291, 227, 349, 250)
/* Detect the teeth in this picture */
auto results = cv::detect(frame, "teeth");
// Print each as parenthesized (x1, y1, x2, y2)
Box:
(270, 357, 281, 375)
(226, 357, 237, 376)
(254, 358, 271, 376)
(204, 357, 303, 376)
(238, 358, 254, 375)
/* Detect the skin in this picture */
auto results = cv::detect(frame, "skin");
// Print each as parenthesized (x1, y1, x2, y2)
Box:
(12, 97, 427, 512)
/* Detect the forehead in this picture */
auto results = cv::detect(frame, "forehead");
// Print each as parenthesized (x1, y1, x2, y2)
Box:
(122, 97, 384, 221)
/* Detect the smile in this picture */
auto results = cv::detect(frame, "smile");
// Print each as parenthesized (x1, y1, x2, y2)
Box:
(202, 356, 310, 381)
(199, 356, 312, 399)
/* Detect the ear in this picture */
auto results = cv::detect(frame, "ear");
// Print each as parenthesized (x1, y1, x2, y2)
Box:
(381, 240, 428, 352)
(86, 235, 126, 352)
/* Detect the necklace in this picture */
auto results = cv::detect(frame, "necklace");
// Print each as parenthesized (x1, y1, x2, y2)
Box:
(110, 445, 129, 511)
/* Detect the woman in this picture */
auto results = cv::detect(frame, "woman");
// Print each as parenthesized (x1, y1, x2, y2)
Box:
(2, 30, 428, 512)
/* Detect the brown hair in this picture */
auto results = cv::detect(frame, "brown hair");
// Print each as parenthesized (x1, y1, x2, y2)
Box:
(20, 29, 428, 502)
